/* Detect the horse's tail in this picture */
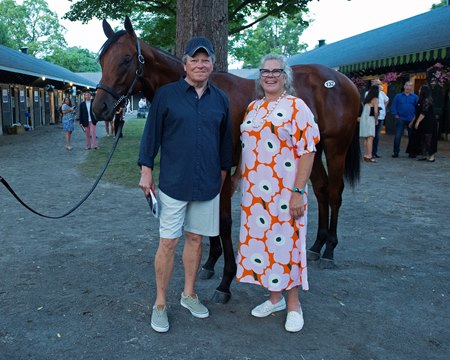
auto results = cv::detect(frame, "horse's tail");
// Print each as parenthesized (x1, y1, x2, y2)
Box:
(344, 123, 361, 188)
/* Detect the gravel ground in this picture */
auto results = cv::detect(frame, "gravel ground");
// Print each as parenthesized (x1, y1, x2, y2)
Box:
(1, 122, 449, 360)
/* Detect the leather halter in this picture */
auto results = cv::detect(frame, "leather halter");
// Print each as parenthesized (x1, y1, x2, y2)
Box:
(96, 36, 145, 109)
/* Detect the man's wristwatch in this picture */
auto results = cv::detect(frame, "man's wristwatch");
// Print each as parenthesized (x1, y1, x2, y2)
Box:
(292, 187, 305, 195)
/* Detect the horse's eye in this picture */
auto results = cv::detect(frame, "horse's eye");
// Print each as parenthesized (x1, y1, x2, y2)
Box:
(121, 56, 133, 67)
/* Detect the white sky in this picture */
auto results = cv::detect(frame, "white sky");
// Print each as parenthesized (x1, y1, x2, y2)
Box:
(25, 0, 443, 54)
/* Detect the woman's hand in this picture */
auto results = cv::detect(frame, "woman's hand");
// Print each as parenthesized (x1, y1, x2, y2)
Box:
(289, 192, 305, 219)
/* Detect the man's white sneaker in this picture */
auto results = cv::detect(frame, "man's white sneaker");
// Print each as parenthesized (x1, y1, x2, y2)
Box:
(251, 297, 286, 318)
(285, 309, 304, 332)
(151, 305, 169, 333)
(180, 293, 209, 318)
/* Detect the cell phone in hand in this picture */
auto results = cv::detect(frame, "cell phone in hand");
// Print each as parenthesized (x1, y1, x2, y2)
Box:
(146, 190, 159, 218)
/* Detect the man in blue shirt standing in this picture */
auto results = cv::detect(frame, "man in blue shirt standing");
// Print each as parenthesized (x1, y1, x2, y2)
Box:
(390, 81, 419, 157)
(138, 36, 233, 333)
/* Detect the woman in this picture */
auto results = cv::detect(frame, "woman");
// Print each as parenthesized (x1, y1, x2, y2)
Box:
(359, 85, 379, 163)
(61, 97, 75, 150)
(233, 54, 319, 332)
(413, 85, 437, 162)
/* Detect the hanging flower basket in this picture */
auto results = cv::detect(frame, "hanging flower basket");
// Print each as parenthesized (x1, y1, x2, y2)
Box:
(350, 76, 366, 91)
(382, 72, 403, 92)
(427, 63, 450, 89)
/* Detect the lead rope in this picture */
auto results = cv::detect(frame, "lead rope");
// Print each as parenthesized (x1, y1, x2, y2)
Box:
(0, 112, 126, 219)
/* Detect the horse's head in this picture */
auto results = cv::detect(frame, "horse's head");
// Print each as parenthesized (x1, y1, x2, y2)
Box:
(93, 16, 145, 121)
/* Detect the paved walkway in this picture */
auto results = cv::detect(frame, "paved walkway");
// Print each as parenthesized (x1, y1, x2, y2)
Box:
(1, 124, 449, 359)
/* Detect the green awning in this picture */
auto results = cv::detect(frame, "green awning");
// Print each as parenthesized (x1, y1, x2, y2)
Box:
(340, 47, 450, 74)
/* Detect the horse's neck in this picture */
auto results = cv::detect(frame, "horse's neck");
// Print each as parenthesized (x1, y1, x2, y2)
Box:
(141, 44, 184, 100)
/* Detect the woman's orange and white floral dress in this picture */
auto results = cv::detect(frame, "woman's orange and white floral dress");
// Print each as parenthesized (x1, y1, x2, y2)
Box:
(236, 96, 320, 291)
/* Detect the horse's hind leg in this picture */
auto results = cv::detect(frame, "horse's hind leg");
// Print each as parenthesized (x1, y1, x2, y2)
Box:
(308, 150, 330, 261)
(320, 152, 346, 268)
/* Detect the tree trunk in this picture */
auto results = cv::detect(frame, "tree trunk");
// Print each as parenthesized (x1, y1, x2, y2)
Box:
(176, 0, 228, 71)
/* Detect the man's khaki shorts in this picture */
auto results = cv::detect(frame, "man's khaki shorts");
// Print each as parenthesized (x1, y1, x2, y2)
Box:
(158, 190, 220, 239)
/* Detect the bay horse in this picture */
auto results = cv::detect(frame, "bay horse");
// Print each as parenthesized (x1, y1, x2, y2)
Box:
(93, 17, 360, 303)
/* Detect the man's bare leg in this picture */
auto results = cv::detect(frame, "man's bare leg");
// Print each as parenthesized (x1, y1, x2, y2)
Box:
(154, 237, 179, 307)
(182, 231, 202, 296)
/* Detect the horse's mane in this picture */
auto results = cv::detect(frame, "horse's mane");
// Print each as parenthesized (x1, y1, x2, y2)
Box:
(153, 47, 181, 64)
(98, 30, 127, 60)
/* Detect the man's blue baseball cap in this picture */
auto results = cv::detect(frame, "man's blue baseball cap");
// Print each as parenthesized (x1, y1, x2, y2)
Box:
(184, 36, 215, 57)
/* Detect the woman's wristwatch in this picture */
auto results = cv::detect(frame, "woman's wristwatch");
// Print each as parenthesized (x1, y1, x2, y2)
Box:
(292, 187, 305, 195)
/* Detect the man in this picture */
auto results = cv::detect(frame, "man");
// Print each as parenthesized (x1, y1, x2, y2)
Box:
(390, 81, 418, 158)
(371, 79, 389, 158)
(138, 36, 233, 333)
(78, 92, 99, 150)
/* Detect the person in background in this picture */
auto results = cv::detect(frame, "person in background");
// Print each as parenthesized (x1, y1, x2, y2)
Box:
(233, 54, 319, 333)
(138, 97, 147, 110)
(412, 84, 438, 162)
(138, 36, 232, 333)
(104, 118, 114, 137)
(371, 79, 389, 158)
(114, 107, 123, 138)
(78, 92, 99, 150)
(360, 85, 379, 163)
(390, 81, 418, 158)
(61, 97, 75, 151)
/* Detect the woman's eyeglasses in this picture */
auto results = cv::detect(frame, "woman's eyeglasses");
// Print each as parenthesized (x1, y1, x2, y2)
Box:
(259, 69, 284, 78)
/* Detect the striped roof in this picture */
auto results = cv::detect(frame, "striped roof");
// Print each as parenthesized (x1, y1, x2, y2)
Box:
(288, 6, 450, 73)
(0, 45, 96, 88)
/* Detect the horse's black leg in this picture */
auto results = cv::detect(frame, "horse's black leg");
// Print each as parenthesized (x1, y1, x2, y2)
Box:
(211, 174, 236, 304)
(320, 150, 346, 269)
(308, 150, 329, 261)
(211, 215, 236, 304)
(198, 236, 222, 279)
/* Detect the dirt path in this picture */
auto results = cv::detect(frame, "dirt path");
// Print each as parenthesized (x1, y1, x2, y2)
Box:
(1, 124, 449, 360)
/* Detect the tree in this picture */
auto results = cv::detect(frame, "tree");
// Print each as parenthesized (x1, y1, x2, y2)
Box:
(432, 0, 448, 9)
(64, 0, 313, 64)
(64, 0, 312, 35)
(230, 14, 309, 68)
(176, 0, 228, 71)
(0, 22, 15, 48)
(0, 0, 28, 49)
(44, 47, 101, 72)
(0, 0, 67, 56)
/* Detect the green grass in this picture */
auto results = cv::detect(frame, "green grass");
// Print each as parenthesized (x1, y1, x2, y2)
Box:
(78, 118, 159, 188)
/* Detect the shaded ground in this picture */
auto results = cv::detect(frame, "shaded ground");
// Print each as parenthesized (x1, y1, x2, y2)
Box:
(1, 122, 449, 360)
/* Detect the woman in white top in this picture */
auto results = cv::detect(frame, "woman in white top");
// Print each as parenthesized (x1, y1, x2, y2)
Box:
(359, 85, 379, 163)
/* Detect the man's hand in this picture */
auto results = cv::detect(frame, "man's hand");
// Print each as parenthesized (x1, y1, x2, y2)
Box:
(139, 165, 154, 197)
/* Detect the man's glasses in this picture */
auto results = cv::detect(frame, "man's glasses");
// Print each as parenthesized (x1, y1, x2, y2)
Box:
(260, 69, 284, 78)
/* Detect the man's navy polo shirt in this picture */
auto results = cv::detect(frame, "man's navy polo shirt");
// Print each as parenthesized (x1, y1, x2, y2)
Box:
(138, 78, 233, 201)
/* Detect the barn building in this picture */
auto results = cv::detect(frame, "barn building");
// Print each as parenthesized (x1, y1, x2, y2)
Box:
(0, 45, 95, 135)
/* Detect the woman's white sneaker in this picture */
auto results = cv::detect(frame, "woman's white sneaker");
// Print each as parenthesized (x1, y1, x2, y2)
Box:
(285, 309, 304, 332)
(251, 297, 286, 318)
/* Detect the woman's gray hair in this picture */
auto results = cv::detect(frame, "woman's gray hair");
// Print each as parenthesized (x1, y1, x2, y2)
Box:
(255, 54, 296, 99)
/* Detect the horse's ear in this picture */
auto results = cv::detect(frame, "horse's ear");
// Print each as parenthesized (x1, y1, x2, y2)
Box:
(124, 16, 135, 36)
(102, 19, 115, 39)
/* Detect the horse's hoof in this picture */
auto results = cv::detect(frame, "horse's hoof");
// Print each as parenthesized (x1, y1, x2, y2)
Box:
(307, 250, 321, 261)
(198, 267, 215, 280)
(211, 290, 231, 304)
(319, 258, 335, 269)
